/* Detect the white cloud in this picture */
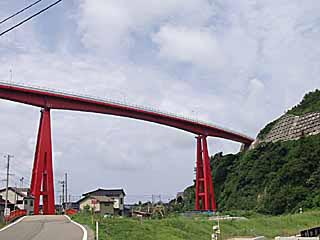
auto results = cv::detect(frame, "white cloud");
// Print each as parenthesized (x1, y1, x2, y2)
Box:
(153, 25, 225, 70)
(76, 0, 214, 54)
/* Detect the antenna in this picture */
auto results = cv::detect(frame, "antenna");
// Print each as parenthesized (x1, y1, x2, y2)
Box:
(9, 69, 13, 81)
(20, 177, 24, 188)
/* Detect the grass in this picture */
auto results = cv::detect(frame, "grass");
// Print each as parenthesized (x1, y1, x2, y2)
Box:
(220, 211, 320, 239)
(72, 210, 320, 240)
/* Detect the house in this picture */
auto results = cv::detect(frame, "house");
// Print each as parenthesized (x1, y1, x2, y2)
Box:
(0, 196, 14, 218)
(0, 187, 34, 215)
(78, 188, 125, 216)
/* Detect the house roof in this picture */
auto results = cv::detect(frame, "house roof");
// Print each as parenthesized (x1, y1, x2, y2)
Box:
(0, 196, 14, 205)
(0, 187, 32, 198)
(82, 188, 126, 197)
(78, 195, 114, 204)
(14, 187, 30, 193)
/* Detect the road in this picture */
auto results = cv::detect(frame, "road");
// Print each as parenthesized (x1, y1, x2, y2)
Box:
(0, 215, 86, 240)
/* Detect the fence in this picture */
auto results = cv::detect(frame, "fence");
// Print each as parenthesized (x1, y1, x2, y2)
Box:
(4, 209, 27, 222)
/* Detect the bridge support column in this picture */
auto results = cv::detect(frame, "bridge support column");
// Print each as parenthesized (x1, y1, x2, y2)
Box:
(30, 108, 55, 215)
(195, 135, 216, 211)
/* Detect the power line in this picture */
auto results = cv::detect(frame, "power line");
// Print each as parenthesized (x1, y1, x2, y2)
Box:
(0, 0, 44, 26)
(0, 0, 63, 38)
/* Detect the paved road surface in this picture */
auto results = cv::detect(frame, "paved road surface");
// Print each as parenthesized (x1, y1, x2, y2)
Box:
(0, 215, 85, 240)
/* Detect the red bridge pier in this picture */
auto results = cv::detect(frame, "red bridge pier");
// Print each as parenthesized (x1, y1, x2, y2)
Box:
(30, 108, 55, 215)
(195, 135, 216, 211)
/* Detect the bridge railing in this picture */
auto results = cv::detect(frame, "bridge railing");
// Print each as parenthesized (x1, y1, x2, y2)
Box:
(65, 208, 78, 216)
(4, 209, 27, 222)
(0, 80, 253, 140)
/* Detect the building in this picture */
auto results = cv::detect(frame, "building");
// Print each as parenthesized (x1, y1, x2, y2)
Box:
(0, 187, 34, 215)
(0, 196, 14, 218)
(78, 188, 125, 216)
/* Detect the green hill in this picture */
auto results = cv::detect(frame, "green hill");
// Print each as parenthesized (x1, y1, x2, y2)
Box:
(287, 89, 320, 116)
(180, 89, 320, 215)
(213, 134, 320, 215)
(258, 89, 320, 139)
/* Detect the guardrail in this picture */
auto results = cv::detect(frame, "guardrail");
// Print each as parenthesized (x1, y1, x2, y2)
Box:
(65, 209, 78, 216)
(4, 209, 27, 222)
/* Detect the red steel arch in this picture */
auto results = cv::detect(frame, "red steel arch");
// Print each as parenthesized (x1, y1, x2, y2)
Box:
(0, 81, 254, 213)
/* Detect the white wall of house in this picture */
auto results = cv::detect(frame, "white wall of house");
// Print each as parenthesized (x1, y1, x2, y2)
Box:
(0, 189, 23, 204)
(79, 198, 101, 212)
(112, 193, 125, 210)
(114, 198, 120, 209)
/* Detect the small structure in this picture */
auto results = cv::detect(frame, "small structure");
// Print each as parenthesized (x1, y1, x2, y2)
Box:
(0, 187, 34, 215)
(301, 227, 320, 237)
(78, 188, 125, 216)
(131, 210, 152, 219)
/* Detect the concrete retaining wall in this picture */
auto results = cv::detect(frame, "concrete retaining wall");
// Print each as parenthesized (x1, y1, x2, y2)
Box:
(262, 112, 320, 143)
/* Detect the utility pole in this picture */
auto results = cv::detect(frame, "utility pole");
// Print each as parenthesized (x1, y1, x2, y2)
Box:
(4, 154, 13, 217)
(14, 183, 17, 210)
(59, 180, 65, 211)
(59, 195, 62, 212)
(65, 173, 68, 209)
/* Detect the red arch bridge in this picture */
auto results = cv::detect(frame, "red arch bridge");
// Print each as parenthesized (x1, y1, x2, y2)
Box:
(0, 81, 254, 214)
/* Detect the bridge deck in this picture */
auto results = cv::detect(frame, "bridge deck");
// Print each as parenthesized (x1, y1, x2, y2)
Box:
(0, 81, 254, 145)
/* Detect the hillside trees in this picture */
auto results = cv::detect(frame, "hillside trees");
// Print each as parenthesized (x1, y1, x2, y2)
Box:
(211, 134, 320, 215)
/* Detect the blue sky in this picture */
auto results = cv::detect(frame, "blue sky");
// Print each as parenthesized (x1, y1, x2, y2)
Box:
(0, 0, 319, 203)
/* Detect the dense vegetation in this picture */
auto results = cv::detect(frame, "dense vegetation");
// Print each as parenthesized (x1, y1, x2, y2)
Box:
(212, 134, 320, 215)
(287, 89, 320, 116)
(72, 210, 320, 240)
